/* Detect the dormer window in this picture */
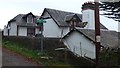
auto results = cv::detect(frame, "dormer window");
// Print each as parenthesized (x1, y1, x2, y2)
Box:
(27, 15, 33, 23)
(65, 14, 82, 27)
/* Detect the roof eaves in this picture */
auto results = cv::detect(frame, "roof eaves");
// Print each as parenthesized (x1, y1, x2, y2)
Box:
(8, 19, 16, 24)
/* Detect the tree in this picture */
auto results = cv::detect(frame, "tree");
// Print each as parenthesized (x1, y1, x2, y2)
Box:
(99, 1, 120, 22)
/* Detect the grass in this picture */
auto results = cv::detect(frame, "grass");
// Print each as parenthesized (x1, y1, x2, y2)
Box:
(2, 40, 73, 67)
(99, 50, 120, 67)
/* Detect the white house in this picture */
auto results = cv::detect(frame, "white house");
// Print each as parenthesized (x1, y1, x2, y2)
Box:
(40, 8, 82, 38)
(3, 12, 40, 36)
(63, 28, 119, 59)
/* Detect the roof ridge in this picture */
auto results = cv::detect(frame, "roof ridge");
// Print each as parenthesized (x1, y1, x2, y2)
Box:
(45, 8, 82, 15)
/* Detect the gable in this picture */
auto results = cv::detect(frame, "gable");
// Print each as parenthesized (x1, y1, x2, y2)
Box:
(23, 12, 36, 18)
(7, 13, 40, 27)
(41, 8, 82, 27)
(64, 29, 119, 48)
(63, 30, 96, 59)
(63, 29, 94, 43)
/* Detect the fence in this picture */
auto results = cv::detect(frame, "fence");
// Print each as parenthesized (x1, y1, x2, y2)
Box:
(3, 36, 65, 51)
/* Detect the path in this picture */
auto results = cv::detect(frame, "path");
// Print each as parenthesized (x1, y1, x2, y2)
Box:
(2, 48, 41, 67)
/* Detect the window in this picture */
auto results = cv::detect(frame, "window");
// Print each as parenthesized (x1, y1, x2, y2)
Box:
(27, 28, 35, 36)
(27, 15, 33, 23)
(70, 19, 81, 27)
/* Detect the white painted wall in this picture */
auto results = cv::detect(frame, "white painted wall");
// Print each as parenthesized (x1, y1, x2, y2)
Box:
(119, 21, 120, 32)
(18, 27, 27, 36)
(43, 12, 69, 38)
(9, 22, 17, 36)
(82, 9, 95, 29)
(3, 25, 8, 36)
(35, 28, 39, 35)
(43, 18, 61, 37)
(63, 31, 96, 59)
(59, 27, 69, 37)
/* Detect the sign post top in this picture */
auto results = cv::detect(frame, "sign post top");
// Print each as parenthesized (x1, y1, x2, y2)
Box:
(36, 19, 46, 24)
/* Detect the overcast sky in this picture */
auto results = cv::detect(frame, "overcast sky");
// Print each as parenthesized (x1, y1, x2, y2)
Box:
(0, 0, 118, 31)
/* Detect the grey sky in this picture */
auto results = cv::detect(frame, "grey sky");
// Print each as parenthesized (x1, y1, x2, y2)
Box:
(0, 0, 118, 31)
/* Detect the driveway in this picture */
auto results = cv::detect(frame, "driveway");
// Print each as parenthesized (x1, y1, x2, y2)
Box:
(2, 48, 41, 68)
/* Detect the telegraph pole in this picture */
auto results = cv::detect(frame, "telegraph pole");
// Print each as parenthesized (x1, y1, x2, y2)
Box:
(94, 0, 100, 68)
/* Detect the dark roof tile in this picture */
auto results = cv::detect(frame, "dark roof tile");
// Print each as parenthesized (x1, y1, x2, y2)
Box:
(78, 29, 118, 48)
(44, 8, 82, 26)
(43, 8, 108, 29)
(8, 13, 40, 27)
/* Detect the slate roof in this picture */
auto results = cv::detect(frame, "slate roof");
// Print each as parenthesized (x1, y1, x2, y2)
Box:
(42, 8, 108, 29)
(42, 8, 82, 27)
(8, 13, 40, 27)
(63, 28, 119, 48)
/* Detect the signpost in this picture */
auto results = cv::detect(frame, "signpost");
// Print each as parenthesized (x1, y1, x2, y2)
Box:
(36, 19, 46, 52)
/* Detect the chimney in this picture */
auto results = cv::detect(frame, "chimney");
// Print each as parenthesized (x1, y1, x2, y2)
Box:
(82, 2, 95, 29)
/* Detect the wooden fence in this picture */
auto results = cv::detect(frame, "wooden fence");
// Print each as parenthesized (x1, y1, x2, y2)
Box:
(3, 36, 65, 51)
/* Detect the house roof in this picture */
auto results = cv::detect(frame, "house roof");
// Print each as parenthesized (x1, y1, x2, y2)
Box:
(41, 8, 82, 27)
(8, 12, 40, 27)
(41, 8, 108, 29)
(63, 28, 119, 48)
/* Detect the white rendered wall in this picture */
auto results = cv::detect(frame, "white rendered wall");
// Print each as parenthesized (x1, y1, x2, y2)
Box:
(18, 27, 27, 36)
(59, 27, 69, 37)
(119, 21, 120, 32)
(82, 9, 95, 29)
(35, 28, 39, 35)
(42, 12, 69, 38)
(63, 31, 96, 59)
(43, 18, 61, 37)
(3, 26, 8, 36)
(9, 22, 17, 36)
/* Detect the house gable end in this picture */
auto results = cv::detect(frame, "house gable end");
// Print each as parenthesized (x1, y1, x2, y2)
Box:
(63, 29, 96, 59)
(63, 29, 95, 43)
(41, 8, 60, 27)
